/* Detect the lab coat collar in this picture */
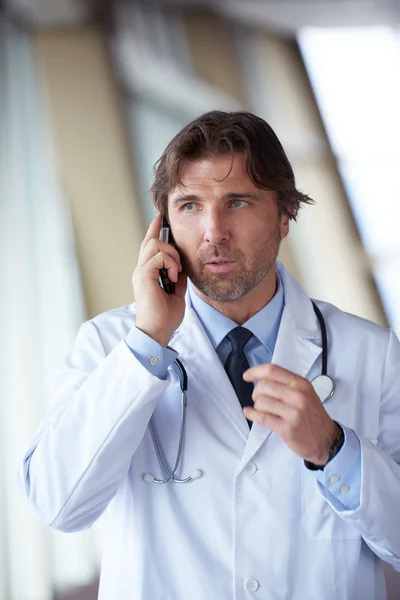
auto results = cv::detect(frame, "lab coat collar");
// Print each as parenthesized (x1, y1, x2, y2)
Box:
(275, 261, 321, 341)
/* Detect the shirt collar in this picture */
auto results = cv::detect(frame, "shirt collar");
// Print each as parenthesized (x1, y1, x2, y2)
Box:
(188, 272, 285, 354)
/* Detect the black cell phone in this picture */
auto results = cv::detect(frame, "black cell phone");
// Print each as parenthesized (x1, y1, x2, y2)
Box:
(159, 217, 176, 294)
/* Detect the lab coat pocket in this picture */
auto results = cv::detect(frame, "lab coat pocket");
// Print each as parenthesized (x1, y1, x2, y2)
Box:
(301, 468, 361, 540)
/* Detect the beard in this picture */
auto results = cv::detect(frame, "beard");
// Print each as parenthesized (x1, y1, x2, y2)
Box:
(178, 218, 282, 302)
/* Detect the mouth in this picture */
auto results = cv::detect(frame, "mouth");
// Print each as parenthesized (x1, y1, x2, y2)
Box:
(205, 259, 235, 265)
(204, 260, 237, 272)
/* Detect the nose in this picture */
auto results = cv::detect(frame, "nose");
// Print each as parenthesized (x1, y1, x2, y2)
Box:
(203, 209, 230, 245)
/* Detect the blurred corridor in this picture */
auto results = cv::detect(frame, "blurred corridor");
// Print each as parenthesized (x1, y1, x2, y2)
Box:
(1, 0, 400, 598)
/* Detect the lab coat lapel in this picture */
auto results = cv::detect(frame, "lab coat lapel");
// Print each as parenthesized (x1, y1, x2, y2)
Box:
(169, 295, 250, 442)
(239, 264, 323, 470)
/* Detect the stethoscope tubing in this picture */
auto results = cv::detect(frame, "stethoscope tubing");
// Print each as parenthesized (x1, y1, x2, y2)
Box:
(148, 389, 191, 483)
(311, 302, 328, 375)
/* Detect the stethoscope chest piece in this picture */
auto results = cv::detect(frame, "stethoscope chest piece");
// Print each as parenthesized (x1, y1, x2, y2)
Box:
(312, 374, 335, 403)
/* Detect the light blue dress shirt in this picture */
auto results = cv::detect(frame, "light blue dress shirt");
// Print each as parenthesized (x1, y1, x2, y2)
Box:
(125, 275, 361, 510)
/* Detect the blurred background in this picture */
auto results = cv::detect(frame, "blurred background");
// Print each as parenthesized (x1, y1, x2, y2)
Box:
(1, 0, 400, 598)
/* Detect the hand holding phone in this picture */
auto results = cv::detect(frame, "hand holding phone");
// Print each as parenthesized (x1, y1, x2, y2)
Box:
(132, 213, 187, 347)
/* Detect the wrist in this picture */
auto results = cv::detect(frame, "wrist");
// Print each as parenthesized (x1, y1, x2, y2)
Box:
(305, 422, 345, 471)
(135, 324, 171, 348)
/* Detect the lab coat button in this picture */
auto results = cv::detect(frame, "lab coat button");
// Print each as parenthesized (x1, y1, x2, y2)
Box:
(244, 578, 259, 592)
(340, 484, 350, 494)
(149, 357, 159, 366)
(330, 475, 340, 484)
(245, 461, 257, 475)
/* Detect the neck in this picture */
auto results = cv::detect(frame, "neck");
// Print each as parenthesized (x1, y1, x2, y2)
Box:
(192, 267, 278, 325)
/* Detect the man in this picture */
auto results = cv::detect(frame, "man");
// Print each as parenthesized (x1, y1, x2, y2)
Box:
(20, 111, 400, 600)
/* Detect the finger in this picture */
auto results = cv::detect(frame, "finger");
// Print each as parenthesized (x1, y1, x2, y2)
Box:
(141, 213, 163, 247)
(253, 381, 305, 414)
(243, 406, 282, 429)
(243, 363, 302, 387)
(138, 238, 181, 269)
(252, 393, 286, 417)
(146, 252, 180, 283)
(138, 238, 182, 271)
(252, 379, 292, 403)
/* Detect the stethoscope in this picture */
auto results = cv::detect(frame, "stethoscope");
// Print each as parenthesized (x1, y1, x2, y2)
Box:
(143, 301, 335, 484)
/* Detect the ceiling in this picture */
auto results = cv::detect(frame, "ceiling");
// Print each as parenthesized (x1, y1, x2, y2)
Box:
(5, 0, 90, 27)
(5, 0, 400, 30)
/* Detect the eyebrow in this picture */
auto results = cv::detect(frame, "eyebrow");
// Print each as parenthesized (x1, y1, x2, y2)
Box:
(171, 192, 261, 207)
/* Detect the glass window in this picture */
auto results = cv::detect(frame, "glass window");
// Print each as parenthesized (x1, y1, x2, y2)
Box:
(127, 100, 186, 224)
(299, 27, 400, 332)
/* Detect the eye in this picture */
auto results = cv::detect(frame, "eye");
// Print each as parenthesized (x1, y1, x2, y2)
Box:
(230, 199, 246, 208)
(182, 203, 197, 213)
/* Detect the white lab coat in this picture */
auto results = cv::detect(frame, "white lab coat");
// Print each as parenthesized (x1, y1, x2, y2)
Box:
(19, 263, 400, 600)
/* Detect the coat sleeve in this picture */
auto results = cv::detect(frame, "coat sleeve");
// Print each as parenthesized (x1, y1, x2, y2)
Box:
(18, 319, 170, 533)
(317, 329, 400, 571)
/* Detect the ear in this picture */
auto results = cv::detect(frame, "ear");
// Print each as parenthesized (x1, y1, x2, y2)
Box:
(279, 212, 290, 240)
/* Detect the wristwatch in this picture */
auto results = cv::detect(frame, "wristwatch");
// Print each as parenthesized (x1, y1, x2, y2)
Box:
(304, 422, 345, 471)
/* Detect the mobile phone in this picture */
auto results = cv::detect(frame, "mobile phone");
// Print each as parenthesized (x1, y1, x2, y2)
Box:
(159, 217, 176, 294)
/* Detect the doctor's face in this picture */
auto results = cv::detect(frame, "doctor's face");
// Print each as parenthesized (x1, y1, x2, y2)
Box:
(167, 153, 289, 304)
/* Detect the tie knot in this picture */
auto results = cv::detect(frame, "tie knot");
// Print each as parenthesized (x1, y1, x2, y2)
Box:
(226, 327, 252, 354)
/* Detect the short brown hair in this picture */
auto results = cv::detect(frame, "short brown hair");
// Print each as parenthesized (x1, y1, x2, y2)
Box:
(151, 110, 314, 220)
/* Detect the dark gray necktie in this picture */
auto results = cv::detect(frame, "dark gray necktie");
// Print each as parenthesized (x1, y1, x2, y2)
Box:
(224, 327, 254, 427)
